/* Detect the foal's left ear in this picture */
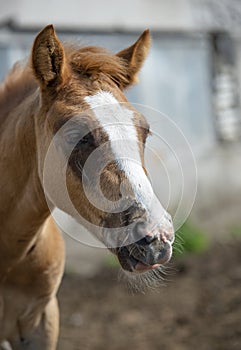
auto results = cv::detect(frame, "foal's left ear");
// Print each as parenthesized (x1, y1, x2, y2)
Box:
(116, 29, 151, 88)
(32, 24, 68, 90)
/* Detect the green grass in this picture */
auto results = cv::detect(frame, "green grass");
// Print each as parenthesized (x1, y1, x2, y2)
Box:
(173, 221, 209, 257)
(104, 253, 119, 269)
(230, 225, 241, 240)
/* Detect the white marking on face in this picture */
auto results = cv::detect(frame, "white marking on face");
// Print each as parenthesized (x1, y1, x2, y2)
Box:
(84, 91, 153, 210)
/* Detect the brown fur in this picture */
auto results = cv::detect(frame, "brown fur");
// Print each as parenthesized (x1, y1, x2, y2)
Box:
(0, 63, 37, 123)
(0, 25, 150, 349)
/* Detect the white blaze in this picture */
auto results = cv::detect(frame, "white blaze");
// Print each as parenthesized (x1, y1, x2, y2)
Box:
(84, 91, 153, 210)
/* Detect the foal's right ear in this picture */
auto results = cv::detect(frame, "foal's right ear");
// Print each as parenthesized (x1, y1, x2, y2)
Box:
(32, 24, 68, 90)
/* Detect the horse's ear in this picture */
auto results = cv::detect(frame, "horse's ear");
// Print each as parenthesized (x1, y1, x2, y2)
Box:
(116, 29, 151, 88)
(32, 24, 68, 90)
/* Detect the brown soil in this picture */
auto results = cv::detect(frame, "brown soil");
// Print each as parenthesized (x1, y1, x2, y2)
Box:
(58, 241, 241, 350)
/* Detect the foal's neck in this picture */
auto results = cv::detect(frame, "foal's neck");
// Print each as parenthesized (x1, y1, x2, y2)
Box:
(0, 82, 50, 267)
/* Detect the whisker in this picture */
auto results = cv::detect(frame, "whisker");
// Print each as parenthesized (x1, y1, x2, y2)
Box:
(118, 262, 174, 294)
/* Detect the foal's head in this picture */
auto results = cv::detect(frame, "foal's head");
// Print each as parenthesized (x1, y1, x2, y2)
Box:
(32, 25, 174, 286)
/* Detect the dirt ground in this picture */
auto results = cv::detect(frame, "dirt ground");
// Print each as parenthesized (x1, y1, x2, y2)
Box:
(58, 241, 241, 350)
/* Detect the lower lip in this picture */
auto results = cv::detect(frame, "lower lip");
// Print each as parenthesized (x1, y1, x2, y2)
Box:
(135, 262, 161, 272)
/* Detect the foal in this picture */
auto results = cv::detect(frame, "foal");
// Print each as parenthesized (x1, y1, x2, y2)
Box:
(0, 25, 174, 349)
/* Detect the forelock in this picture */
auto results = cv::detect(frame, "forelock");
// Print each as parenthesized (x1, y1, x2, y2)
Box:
(66, 45, 129, 87)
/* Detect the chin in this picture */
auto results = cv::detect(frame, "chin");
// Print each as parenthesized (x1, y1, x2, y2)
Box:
(114, 246, 173, 293)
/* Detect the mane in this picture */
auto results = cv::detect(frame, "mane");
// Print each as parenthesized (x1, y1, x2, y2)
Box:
(0, 62, 37, 123)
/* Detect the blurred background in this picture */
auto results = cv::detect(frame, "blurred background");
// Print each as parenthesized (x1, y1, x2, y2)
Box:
(1, 1, 241, 349)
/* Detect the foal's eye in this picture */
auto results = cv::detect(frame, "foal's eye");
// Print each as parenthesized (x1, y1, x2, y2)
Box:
(77, 134, 91, 146)
(65, 130, 90, 147)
